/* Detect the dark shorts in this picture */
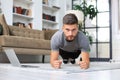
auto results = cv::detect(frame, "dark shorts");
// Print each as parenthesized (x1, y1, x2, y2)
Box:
(59, 49, 81, 64)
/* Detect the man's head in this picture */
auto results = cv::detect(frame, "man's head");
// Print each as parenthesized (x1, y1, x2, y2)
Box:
(62, 13, 78, 42)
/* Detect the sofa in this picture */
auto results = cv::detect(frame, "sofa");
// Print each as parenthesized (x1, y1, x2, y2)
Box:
(0, 14, 57, 63)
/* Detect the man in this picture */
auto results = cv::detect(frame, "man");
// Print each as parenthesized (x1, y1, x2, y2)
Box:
(50, 13, 90, 69)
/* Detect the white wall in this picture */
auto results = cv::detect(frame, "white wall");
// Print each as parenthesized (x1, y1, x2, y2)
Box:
(1, 0, 13, 25)
(32, 0, 42, 30)
(111, 0, 120, 61)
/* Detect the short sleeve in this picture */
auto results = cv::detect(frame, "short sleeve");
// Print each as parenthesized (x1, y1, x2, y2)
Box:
(78, 32, 90, 53)
(51, 31, 63, 51)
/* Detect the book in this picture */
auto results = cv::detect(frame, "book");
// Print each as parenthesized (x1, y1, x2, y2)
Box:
(16, 7, 22, 14)
(13, 6, 16, 13)
(27, 9, 32, 17)
(21, 8, 28, 15)
(43, 0, 48, 5)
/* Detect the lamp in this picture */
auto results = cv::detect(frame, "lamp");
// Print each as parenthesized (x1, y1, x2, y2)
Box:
(65, 10, 84, 29)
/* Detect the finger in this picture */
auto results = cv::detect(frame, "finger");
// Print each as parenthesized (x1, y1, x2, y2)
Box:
(53, 60, 62, 69)
(55, 60, 62, 65)
(78, 61, 88, 69)
(55, 65, 60, 69)
(55, 63, 61, 69)
(59, 60, 62, 63)
(77, 61, 84, 65)
(54, 63, 60, 68)
(80, 64, 87, 69)
(53, 63, 59, 68)
(59, 60, 62, 64)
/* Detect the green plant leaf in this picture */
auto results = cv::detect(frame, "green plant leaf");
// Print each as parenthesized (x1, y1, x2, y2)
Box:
(73, 1, 98, 20)
(73, 1, 98, 45)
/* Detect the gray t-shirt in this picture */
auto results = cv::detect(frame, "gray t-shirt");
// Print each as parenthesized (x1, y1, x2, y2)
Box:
(51, 30, 90, 53)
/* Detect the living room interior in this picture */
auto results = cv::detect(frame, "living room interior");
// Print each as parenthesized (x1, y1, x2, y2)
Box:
(0, 0, 120, 80)
(0, 0, 120, 63)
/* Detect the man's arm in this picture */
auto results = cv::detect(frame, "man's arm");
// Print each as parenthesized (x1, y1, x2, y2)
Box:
(78, 51, 90, 69)
(50, 50, 62, 69)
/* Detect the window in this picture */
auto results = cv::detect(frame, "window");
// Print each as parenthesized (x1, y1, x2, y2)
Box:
(72, 0, 112, 61)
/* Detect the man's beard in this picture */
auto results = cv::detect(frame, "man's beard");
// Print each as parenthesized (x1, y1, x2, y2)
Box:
(65, 36, 75, 42)
(66, 39, 73, 42)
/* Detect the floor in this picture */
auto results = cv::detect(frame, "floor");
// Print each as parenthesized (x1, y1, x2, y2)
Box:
(0, 62, 120, 80)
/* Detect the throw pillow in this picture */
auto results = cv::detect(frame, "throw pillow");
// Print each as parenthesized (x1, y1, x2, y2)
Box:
(0, 14, 10, 35)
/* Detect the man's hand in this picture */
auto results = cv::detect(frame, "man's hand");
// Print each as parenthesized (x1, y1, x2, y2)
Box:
(78, 61, 89, 69)
(78, 51, 90, 69)
(52, 60, 62, 69)
(50, 51, 62, 69)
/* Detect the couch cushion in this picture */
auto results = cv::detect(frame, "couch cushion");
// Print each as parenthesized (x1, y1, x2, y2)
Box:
(0, 35, 50, 50)
(0, 14, 10, 35)
(2, 47, 51, 55)
(44, 30, 58, 40)
(9, 26, 45, 39)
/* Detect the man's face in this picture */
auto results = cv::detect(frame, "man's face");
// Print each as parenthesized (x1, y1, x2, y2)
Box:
(62, 24, 78, 42)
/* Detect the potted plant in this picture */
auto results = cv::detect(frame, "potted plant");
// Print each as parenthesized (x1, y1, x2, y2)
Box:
(73, 0, 98, 45)
(73, 0, 98, 20)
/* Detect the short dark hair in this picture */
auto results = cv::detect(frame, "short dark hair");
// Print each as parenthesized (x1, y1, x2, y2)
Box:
(63, 13, 78, 25)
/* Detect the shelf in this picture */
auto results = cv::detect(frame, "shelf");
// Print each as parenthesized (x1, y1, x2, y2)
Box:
(42, 4, 60, 11)
(14, 0, 34, 5)
(42, 19, 58, 25)
(13, 13, 33, 20)
(42, 0, 61, 30)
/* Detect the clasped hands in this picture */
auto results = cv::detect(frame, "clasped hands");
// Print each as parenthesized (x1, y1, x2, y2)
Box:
(52, 60, 89, 69)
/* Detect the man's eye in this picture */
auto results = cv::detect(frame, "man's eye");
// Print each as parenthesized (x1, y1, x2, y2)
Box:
(66, 29, 69, 31)
(72, 29, 76, 32)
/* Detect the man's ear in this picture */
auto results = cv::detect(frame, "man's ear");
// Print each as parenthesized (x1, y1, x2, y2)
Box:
(62, 25, 64, 30)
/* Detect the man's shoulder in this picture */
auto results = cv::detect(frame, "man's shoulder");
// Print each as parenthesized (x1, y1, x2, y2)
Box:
(51, 30, 64, 47)
(78, 31, 89, 43)
(56, 30, 63, 34)
(78, 31, 85, 37)
(77, 31, 88, 40)
(53, 30, 63, 37)
(51, 30, 63, 41)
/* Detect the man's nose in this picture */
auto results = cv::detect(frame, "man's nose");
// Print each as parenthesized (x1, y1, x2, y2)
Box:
(68, 31, 73, 35)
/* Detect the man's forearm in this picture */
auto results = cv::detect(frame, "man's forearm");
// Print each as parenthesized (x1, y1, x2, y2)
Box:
(50, 51, 62, 68)
(79, 52, 90, 69)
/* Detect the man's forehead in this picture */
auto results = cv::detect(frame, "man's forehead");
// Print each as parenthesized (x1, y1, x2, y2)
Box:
(63, 24, 78, 29)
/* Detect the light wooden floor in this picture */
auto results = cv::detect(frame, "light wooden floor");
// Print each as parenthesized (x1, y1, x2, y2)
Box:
(0, 62, 120, 80)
